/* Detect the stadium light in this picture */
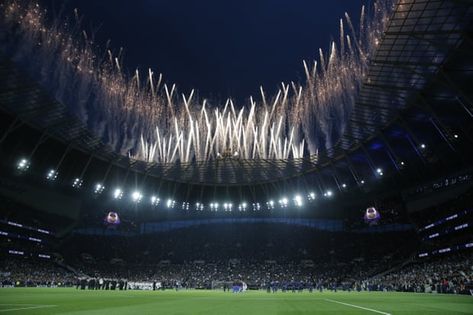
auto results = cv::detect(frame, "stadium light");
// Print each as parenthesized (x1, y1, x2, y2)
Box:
(266, 200, 275, 210)
(324, 190, 333, 198)
(360, 180, 365, 185)
(72, 178, 83, 188)
(166, 199, 175, 208)
(294, 195, 303, 207)
(453, 134, 459, 139)
(341, 183, 347, 188)
(94, 183, 105, 194)
(223, 203, 232, 211)
(279, 198, 288, 208)
(151, 196, 160, 206)
(376, 168, 383, 176)
(113, 188, 123, 200)
(16, 158, 30, 171)
(308, 192, 316, 201)
(420, 143, 426, 149)
(46, 169, 58, 181)
(131, 191, 143, 203)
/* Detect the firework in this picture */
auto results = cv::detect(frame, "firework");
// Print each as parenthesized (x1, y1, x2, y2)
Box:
(0, 0, 394, 163)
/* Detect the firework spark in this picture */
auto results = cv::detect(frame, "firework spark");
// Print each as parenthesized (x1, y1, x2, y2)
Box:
(0, 0, 393, 163)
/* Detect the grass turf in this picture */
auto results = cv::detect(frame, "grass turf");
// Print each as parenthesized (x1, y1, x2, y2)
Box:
(0, 288, 472, 314)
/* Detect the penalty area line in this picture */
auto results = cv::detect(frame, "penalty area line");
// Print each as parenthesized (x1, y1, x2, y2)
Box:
(324, 298, 391, 315)
(0, 305, 57, 313)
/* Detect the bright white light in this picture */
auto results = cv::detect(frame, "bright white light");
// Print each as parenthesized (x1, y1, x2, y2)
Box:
(113, 188, 123, 200)
(400, 161, 405, 166)
(131, 191, 143, 203)
(341, 183, 347, 188)
(46, 169, 58, 181)
(294, 195, 303, 207)
(420, 143, 426, 149)
(453, 134, 459, 139)
(94, 183, 105, 194)
(16, 158, 30, 171)
(151, 196, 160, 206)
(72, 178, 83, 188)
(360, 180, 365, 185)
(166, 199, 175, 208)
(326, 190, 333, 197)
(279, 198, 288, 208)
(308, 192, 316, 200)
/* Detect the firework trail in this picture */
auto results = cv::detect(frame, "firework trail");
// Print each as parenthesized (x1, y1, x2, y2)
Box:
(0, 0, 394, 163)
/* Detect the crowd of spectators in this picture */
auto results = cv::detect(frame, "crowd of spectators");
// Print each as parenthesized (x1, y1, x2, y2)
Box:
(1, 220, 471, 295)
(0, 257, 75, 287)
(2, 251, 472, 295)
(73, 259, 373, 290)
(63, 225, 416, 265)
(363, 252, 473, 294)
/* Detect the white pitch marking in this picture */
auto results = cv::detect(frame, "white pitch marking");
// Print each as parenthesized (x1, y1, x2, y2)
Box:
(0, 305, 57, 313)
(324, 298, 392, 315)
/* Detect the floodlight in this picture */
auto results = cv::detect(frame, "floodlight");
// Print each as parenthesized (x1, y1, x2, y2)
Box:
(72, 178, 83, 188)
(151, 196, 160, 206)
(46, 169, 58, 181)
(16, 158, 30, 171)
(131, 191, 143, 203)
(94, 183, 105, 194)
(113, 188, 123, 200)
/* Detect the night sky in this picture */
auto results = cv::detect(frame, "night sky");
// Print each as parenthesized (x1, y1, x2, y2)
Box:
(41, 0, 369, 102)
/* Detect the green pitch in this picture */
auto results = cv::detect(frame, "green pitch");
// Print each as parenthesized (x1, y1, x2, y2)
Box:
(0, 288, 472, 314)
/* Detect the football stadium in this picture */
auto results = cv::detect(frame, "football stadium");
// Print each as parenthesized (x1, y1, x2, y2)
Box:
(1, 0, 473, 314)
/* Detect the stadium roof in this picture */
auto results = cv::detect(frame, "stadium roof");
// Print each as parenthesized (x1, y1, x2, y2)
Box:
(0, 0, 472, 202)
